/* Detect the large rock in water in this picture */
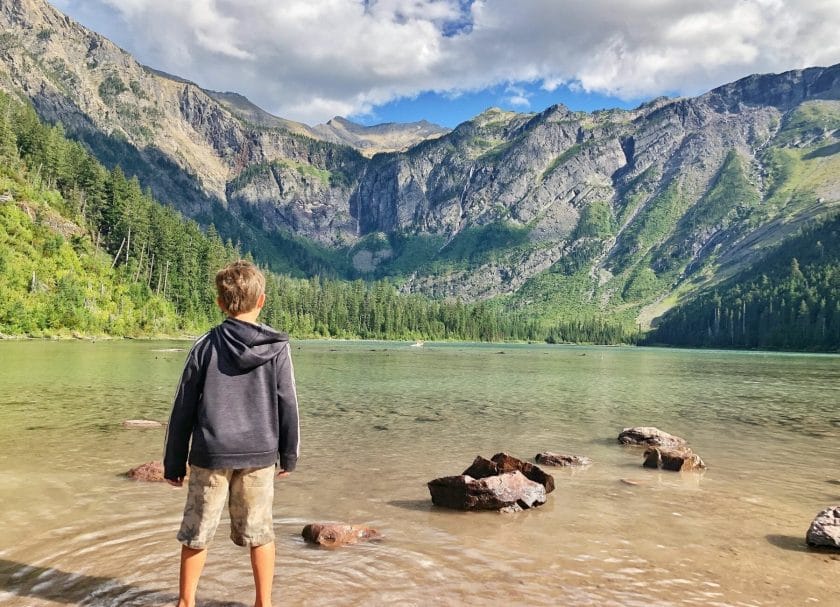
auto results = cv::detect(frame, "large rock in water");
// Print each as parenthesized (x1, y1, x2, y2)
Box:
(618, 427, 687, 448)
(806, 506, 840, 549)
(428, 471, 547, 512)
(643, 447, 706, 471)
(302, 523, 380, 547)
(536, 452, 592, 467)
(463, 453, 555, 493)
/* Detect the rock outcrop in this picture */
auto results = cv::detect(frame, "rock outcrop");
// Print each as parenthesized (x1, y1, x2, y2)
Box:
(301, 523, 380, 547)
(642, 447, 706, 472)
(428, 453, 554, 512)
(535, 452, 592, 467)
(463, 453, 555, 494)
(806, 506, 840, 549)
(618, 427, 688, 448)
(428, 471, 547, 512)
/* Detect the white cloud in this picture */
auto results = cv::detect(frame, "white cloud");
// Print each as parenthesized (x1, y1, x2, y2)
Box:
(504, 85, 531, 107)
(56, 0, 840, 124)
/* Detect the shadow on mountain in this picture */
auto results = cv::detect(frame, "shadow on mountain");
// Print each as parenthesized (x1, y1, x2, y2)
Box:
(78, 129, 353, 278)
(803, 141, 840, 160)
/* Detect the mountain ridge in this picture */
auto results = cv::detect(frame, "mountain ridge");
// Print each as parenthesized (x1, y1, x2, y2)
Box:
(1, 0, 839, 332)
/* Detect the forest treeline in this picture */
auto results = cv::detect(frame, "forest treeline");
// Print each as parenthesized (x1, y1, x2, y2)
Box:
(650, 213, 840, 351)
(0, 93, 635, 343)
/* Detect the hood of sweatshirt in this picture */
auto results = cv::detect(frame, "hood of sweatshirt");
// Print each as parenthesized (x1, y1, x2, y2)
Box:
(215, 317, 289, 372)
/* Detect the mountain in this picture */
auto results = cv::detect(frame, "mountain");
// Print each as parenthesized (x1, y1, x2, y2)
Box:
(203, 90, 448, 156)
(0, 91, 548, 342)
(311, 116, 449, 157)
(2, 0, 839, 337)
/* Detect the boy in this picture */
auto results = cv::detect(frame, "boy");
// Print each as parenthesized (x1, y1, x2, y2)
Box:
(163, 260, 300, 607)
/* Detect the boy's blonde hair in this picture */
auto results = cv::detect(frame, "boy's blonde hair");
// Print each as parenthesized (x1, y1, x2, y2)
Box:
(215, 260, 266, 315)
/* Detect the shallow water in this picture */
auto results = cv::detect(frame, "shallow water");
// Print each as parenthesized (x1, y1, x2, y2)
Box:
(0, 340, 838, 606)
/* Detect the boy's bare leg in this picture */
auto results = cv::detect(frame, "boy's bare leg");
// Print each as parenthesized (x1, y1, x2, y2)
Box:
(177, 545, 208, 607)
(250, 541, 275, 607)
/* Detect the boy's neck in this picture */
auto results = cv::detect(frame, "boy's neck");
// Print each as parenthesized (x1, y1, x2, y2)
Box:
(228, 310, 261, 325)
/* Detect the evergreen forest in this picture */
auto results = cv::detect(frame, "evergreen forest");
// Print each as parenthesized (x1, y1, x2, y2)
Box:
(649, 214, 840, 351)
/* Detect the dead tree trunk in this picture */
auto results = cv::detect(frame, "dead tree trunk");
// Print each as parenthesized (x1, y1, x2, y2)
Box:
(111, 237, 126, 269)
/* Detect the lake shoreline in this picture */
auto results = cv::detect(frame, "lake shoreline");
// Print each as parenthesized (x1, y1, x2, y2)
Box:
(3, 330, 839, 355)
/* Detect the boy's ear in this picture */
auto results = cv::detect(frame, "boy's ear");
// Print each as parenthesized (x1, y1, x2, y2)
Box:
(257, 292, 266, 309)
(216, 296, 227, 313)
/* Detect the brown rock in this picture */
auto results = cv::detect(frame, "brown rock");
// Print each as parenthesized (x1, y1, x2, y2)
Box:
(302, 523, 380, 547)
(806, 506, 840, 549)
(428, 471, 547, 512)
(618, 427, 687, 448)
(643, 447, 706, 471)
(535, 452, 592, 467)
(488, 452, 555, 493)
(126, 461, 165, 482)
(462, 455, 499, 479)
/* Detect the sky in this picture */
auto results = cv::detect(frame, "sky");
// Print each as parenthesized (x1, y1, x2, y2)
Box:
(50, 0, 840, 129)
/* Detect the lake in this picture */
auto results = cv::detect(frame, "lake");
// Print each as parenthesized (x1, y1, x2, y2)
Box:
(0, 340, 838, 606)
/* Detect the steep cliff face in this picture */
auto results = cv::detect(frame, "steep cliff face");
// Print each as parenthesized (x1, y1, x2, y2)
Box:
(346, 65, 840, 316)
(0, 0, 369, 245)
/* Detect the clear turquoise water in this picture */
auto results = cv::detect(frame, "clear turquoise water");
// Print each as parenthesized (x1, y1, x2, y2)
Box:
(0, 340, 838, 606)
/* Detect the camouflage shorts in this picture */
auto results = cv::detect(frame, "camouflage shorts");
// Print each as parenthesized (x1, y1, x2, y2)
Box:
(177, 465, 275, 549)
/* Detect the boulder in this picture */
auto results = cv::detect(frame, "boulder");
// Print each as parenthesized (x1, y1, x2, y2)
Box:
(643, 447, 706, 471)
(535, 452, 592, 467)
(122, 419, 164, 429)
(806, 506, 840, 549)
(428, 471, 547, 512)
(302, 523, 380, 547)
(463, 453, 555, 493)
(126, 461, 165, 482)
(618, 427, 687, 448)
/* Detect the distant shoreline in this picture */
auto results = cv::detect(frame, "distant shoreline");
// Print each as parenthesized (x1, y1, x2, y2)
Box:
(1, 332, 839, 355)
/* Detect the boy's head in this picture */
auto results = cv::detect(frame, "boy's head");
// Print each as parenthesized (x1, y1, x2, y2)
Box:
(215, 260, 266, 316)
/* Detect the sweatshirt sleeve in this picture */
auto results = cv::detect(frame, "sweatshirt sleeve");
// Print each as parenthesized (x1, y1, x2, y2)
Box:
(276, 344, 300, 472)
(163, 340, 207, 480)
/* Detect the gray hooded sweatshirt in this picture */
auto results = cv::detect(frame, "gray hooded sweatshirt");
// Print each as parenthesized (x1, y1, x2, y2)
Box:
(163, 318, 300, 480)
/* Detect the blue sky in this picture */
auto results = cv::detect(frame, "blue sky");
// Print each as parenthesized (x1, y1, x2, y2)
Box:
(52, 0, 840, 128)
(349, 85, 644, 128)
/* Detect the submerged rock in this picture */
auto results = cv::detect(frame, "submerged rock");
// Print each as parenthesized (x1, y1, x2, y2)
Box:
(122, 419, 164, 429)
(302, 523, 380, 547)
(535, 452, 592, 467)
(806, 506, 840, 549)
(428, 471, 547, 512)
(643, 447, 706, 472)
(618, 427, 687, 448)
(126, 461, 165, 482)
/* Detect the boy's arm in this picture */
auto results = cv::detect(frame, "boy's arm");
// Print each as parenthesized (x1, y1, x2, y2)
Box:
(276, 343, 300, 473)
(163, 342, 207, 481)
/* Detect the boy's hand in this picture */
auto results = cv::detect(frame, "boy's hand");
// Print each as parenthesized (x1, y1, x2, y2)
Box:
(276, 469, 290, 479)
(166, 477, 184, 487)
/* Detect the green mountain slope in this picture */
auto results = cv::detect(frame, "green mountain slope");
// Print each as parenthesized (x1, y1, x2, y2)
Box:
(649, 212, 840, 350)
